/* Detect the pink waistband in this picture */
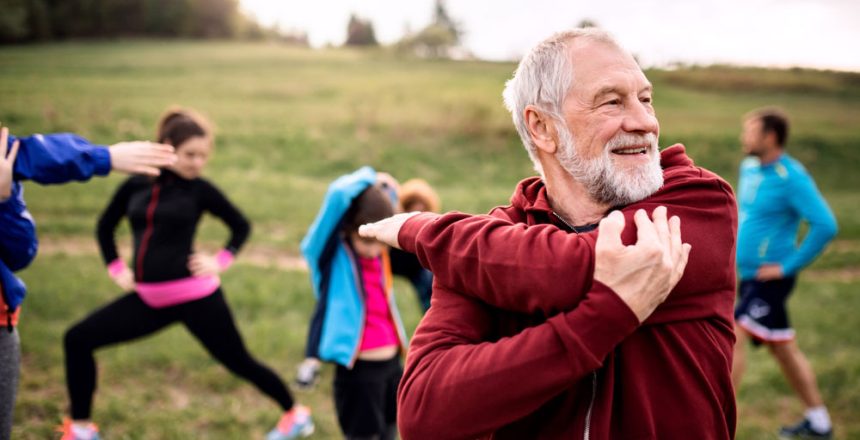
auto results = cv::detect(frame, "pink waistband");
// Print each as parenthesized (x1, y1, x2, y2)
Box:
(136, 276, 221, 308)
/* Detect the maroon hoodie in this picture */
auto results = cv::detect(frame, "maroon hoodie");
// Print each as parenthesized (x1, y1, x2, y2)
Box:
(397, 145, 737, 439)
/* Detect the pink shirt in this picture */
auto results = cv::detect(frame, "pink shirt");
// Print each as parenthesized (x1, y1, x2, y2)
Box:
(358, 256, 399, 351)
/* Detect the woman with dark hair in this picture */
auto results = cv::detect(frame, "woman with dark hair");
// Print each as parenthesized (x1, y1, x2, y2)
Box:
(60, 108, 312, 440)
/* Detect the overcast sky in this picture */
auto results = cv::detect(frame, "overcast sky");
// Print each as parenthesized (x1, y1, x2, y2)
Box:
(240, 0, 860, 71)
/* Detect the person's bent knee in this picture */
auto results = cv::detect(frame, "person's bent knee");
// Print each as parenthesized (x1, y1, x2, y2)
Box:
(64, 324, 91, 352)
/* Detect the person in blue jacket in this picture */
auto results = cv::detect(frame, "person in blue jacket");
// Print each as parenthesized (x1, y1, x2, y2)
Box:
(731, 108, 838, 439)
(0, 125, 175, 440)
(299, 167, 408, 440)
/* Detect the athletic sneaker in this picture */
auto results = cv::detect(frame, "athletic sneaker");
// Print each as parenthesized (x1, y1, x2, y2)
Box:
(295, 358, 321, 390)
(266, 405, 315, 440)
(57, 418, 100, 440)
(779, 418, 833, 439)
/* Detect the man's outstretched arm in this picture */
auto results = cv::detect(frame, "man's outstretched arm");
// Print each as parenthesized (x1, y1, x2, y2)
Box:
(361, 206, 691, 318)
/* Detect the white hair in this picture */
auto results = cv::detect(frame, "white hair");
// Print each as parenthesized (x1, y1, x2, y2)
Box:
(502, 28, 623, 176)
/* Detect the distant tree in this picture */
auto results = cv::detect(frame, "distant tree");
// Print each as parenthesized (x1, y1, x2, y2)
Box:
(395, 0, 462, 58)
(1, 0, 264, 44)
(433, 0, 461, 41)
(0, 0, 30, 42)
(576, 18, 599, 28)
(345, 13, 378, 46)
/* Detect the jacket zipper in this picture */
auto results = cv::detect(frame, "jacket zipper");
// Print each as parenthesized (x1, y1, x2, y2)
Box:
(136, 183, 161, 280)
(583, 371, 597, 440)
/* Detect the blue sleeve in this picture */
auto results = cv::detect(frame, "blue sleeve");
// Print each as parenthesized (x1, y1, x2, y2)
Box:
(781, 170, 838, 275)
(9, 133, 111, 184)
(0, 182, 38, 271)
(300, 167, 376, 288)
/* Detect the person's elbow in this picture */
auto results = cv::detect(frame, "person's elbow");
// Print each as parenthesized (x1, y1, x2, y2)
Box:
(6, 243, 37, 271)
(397, 370, 454, 440)
(823, 218, 838, 241)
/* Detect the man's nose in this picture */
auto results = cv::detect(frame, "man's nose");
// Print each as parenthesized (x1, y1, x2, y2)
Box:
(622, 100, 659, 135)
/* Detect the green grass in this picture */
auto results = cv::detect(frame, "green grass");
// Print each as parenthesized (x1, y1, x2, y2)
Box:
(1, 40, 859, 439)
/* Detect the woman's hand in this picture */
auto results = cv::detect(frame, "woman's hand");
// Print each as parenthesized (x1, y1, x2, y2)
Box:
(108, 262, 136, 291)
(188, 252, 221, 277)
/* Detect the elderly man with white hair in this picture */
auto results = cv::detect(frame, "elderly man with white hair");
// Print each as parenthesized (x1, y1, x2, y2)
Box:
(361, 28, 738, 439)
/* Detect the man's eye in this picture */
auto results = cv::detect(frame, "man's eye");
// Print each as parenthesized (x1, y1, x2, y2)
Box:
(603, 99, 621, 106)
(640, 96, 653, 104)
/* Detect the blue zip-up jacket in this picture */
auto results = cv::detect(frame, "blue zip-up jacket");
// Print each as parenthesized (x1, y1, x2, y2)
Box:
(301, 167, 408, 367)
(736, 153, 838, 280)
(1, 133, 110, 317)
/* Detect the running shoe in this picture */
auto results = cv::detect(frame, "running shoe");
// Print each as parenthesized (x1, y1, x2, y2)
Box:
(57, 418, 100, 440)
(266, 405, 315, 440)
(779, 418, 833, 439)
(295, 358, 321, 390)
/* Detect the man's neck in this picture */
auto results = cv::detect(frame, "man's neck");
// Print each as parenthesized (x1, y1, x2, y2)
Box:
(756, 146, 783, 165)
(543, 166, 609, 227)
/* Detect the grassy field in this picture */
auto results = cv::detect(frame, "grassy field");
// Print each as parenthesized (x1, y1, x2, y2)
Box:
(1, 40, 858, 439)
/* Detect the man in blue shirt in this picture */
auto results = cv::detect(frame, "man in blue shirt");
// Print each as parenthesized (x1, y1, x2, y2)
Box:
(732, 108, 838, 439)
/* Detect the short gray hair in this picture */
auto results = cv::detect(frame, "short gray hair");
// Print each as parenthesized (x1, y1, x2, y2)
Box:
(502, 28, 622, 176)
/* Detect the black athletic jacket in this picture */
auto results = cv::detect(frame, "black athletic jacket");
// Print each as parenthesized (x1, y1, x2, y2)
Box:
(96, 169, 250, 282)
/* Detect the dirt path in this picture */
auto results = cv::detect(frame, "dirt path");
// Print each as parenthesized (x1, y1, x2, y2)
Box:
(37, 235, 308, 271)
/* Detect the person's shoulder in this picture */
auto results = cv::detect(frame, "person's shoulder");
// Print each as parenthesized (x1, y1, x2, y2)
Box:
(779, 154, 811, 178)
(740, 156, 760, 171)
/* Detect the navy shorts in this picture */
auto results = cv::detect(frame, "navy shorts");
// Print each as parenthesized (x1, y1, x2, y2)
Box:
(734, 277, 796, 345)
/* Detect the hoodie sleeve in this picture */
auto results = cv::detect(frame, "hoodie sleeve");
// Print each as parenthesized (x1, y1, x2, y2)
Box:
(0, 182, 38, 271)
(301, 167, 376, 291)
(399, 212, 595, 316)
(10, 133, 111, 184)
(398, 281, 639, 439)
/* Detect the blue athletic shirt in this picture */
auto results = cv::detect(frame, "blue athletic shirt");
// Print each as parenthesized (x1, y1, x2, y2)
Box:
(736, 153, 837, 280)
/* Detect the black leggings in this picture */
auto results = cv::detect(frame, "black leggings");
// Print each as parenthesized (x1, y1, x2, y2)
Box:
(64, 288, 294, 420)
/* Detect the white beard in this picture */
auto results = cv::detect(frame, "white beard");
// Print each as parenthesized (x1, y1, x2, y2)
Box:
(556, 127, 664, 206)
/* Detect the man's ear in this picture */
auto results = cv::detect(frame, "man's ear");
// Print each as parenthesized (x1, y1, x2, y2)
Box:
(524, 105, 559, 155)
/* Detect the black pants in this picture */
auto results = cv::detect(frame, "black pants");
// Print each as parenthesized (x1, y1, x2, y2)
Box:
(334, 357, 402, 439)
(64, 288, 294, 419)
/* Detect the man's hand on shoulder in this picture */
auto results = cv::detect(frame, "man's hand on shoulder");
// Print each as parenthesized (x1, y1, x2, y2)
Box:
(594, 207, 692, 323)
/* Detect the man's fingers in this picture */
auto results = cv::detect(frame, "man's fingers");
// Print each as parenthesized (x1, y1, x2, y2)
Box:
(679, 243, 692, 272)
(652, 206, 670, 245)
(596, 210, 625, 251)
(357, 224, 376, 239)
(633, 209, 657, 246)
(7, 140, 20, 164)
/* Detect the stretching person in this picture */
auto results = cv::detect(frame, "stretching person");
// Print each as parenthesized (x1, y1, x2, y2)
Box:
(301, 167, 408, 440)
(0, 125, 175, 440)
(60, 109, 312, 440)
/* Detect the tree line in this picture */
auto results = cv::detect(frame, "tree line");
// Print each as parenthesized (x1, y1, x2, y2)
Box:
(0, 0, 269, 43)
